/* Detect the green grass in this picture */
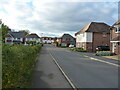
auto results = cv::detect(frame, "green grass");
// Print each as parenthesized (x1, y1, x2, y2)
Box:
(2, 44, 42, 88)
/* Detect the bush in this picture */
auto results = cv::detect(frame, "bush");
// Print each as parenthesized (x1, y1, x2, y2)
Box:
(2, 44, 42, 88)
(69, 47, 87, 52)
(26, 41, 37, 45)
(95, 51, 115, 56)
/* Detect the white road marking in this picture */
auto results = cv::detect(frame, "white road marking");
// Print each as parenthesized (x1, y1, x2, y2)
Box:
(89, 57, 119, 67)
(77, 54, 119, 67)
(48, 51, 77, 90)
(63, 49, 119, 67)
(83, 55, 89, 58)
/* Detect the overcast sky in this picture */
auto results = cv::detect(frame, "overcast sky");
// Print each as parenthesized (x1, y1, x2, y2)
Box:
(0, 0, 119, 37)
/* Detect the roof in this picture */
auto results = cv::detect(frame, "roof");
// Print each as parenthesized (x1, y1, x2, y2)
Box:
(75, 22, 110, 35)
(110, 19, 120, 30)
(112, 19, 120, 26)
(41, 37, 53, 38)
(62, 34, 74, 39)
(26, 33, 40, 38)
(5, 33, 13, 37)
(9, 31, 25, 38)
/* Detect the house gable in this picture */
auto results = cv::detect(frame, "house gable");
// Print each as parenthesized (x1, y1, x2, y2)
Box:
(75, 22, 110, 36)
(110, 19, 120, 42)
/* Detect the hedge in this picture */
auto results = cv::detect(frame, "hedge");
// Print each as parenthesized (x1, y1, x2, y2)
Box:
(69, 47, 87, 52)
(95, 51, 115, 56)
(2, 44, 42, 88)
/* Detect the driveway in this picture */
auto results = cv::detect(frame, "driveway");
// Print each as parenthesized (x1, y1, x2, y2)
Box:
(46, 44, 118, 88)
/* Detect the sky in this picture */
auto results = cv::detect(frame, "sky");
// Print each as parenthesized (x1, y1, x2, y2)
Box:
(0, 0, 119, 37)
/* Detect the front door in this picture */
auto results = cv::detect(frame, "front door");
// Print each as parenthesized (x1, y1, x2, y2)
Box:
(112, 43, 115, 53)
(112, 43, 117, 53)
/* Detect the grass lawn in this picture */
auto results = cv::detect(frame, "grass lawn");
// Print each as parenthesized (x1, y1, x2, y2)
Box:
(102, 55, 120, 61)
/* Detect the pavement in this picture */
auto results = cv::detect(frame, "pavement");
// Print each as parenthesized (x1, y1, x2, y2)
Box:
(31, 44, 119, 89)
(31, 45, 72, 88)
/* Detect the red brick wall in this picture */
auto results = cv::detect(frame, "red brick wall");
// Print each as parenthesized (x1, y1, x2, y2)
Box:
(110, 28, 120, 54)
(110, 28, 120, 41)
(93, 32, 110, 52)
(86, 42, 93, 52)
(76, 42, 93, 52)
(76, 32, 110, 52)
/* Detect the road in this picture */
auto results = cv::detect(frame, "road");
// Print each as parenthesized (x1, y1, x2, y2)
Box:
(45, 44, 118, 88)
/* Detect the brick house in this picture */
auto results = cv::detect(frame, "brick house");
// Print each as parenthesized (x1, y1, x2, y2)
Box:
(5, 31, 25, 44)
(25, 33, 42, 44)
(110, 20, 120, 54)
(57, 34, 76, 47)
(75, 22, 110, 52)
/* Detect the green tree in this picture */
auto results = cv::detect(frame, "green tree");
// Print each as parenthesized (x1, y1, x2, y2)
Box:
(19, 30, 30, 35)
(0, 20, 11, 43)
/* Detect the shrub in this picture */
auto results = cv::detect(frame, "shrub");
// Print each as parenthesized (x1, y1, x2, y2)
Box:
(69, 47, 87, 52)
(95, 51, 115, 56)
(27, 41, 37, 45)
(2, 44, 42, 88)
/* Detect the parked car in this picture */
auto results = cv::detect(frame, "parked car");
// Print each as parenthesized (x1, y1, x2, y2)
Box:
(69, 44, 75, 48)
(96, 46, 110, 51)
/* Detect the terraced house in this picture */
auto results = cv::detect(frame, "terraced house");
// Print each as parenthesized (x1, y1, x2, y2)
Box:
(75, 22, 110, 52)
(41, 37, 54, 44)
(110, 19, 120, 54)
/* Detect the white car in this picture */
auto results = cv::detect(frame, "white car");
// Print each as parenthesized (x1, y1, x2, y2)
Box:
(69, 45, 74, 48)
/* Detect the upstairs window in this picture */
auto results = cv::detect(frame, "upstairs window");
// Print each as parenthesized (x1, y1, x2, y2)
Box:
(118, 28, 120, 32)
(115, 26, 120, 33)
(103, 32, 107, 37)
(17, 38, 21, 40)
(66, 38, 68, 41)
(83, 33, 85, 37)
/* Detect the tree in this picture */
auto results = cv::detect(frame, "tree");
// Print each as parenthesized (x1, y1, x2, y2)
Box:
(0, 19, 2, 24)
(0, 20, 11, 43)
(19, 30, 30, 35)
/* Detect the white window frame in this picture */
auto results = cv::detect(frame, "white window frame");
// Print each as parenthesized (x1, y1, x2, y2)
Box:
(114, 25, 120, 33)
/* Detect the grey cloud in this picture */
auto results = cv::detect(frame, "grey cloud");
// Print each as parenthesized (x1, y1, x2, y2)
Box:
(1, 1, 117, 37)
(35, 2, 117, 34)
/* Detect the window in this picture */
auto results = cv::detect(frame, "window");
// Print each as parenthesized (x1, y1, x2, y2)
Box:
(83, 33, 84, 37)
(115, 27, 120, 33)
(103, 32, 107, 37)
(115, 27, 117, 32)
(114, 43, 117, 49)
(17, 38, 21, 40)
(118, 28, 120, 32)
(82, 43, 84, 48)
